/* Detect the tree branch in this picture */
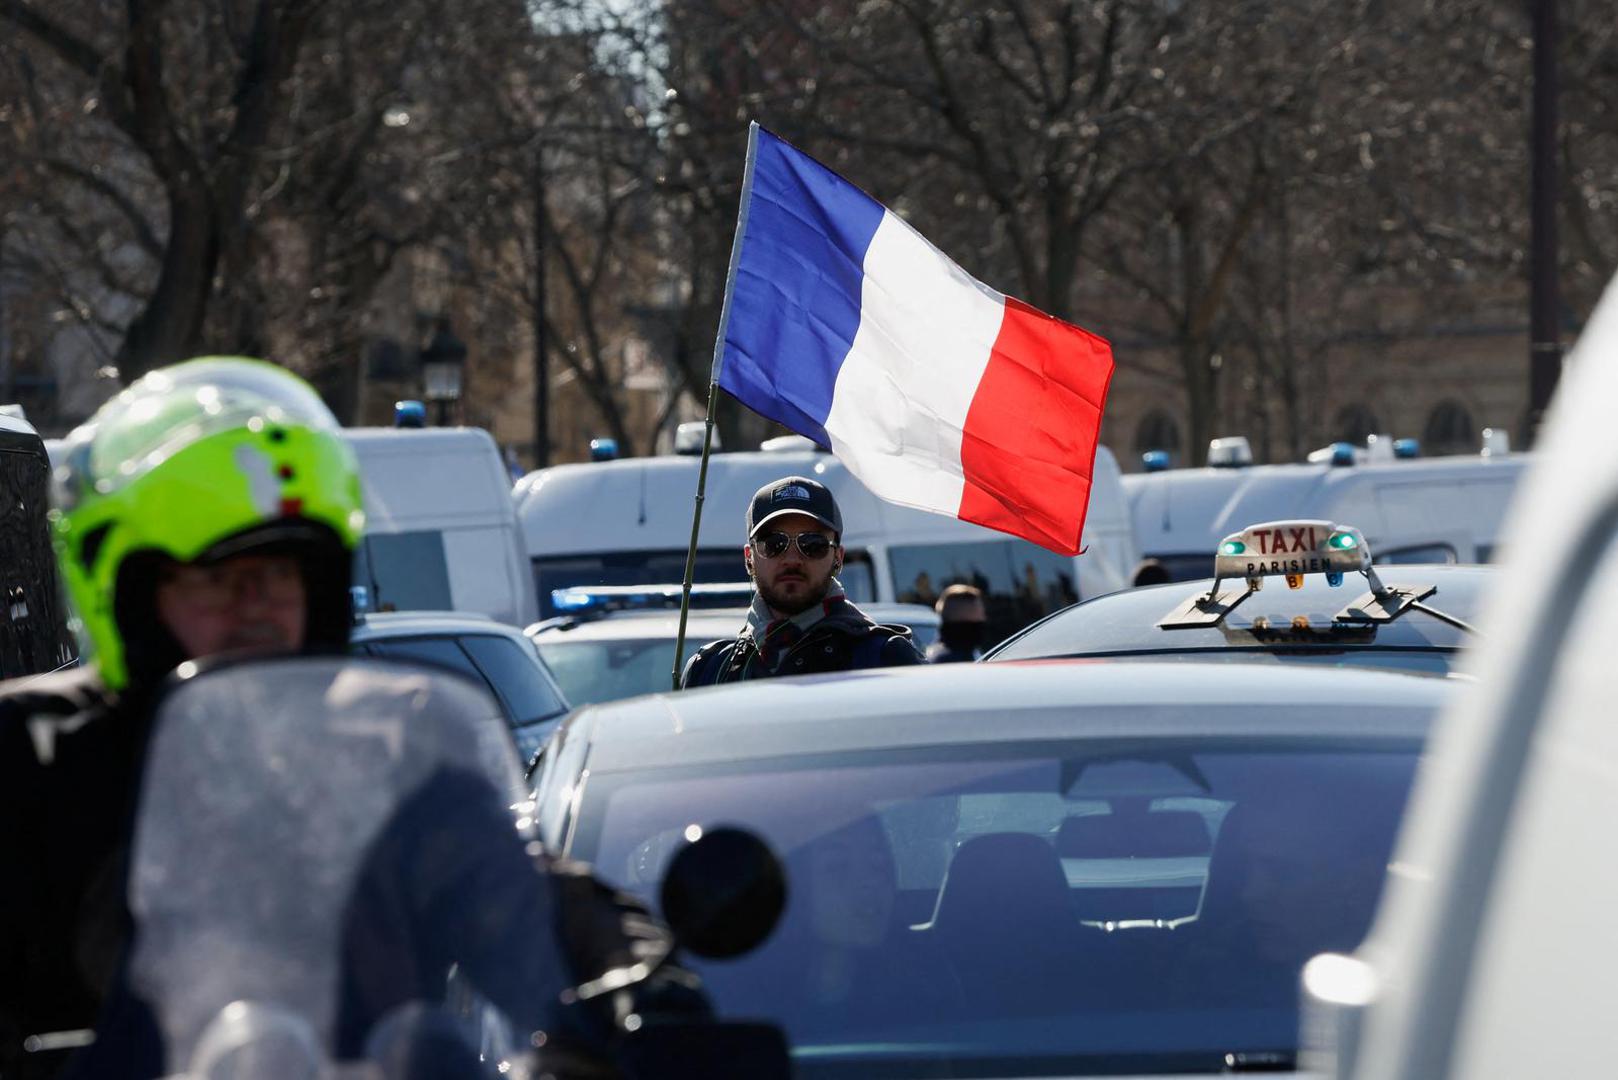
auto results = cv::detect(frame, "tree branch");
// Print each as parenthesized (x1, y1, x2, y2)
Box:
(0, 3, 107, 81)
(36, 156, 165, 257)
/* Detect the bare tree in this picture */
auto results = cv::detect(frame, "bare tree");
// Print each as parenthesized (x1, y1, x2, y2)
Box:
(0, 0, 548, 398)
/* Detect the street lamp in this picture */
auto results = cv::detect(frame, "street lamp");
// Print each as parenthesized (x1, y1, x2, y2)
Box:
(421, 319, 467, 426)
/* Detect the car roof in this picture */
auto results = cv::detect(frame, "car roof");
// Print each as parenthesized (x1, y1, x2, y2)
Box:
(566, 661, 1447, 773)
(986, 563, 1492, 660)
(350, 610, 519, 641)
(527, 602, 938, 642)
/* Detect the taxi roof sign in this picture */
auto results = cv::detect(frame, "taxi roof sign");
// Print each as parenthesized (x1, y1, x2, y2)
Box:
(1214, 520, 1370, 583)
(1159, 519, 1436, 631)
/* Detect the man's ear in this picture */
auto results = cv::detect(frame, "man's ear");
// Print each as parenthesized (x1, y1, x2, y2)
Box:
(744, 544, 754, 578)
(833, 544, 845, 573)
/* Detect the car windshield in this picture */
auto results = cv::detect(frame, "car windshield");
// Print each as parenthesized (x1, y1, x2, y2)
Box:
(569, 734, 1420, 1075)
(987, 566, 1491, 673)
(538, 614, 938, 707)
(536, 636, 701, 706)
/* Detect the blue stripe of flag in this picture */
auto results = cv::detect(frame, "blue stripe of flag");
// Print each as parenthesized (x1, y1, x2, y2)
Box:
(715, 128, 885, 447)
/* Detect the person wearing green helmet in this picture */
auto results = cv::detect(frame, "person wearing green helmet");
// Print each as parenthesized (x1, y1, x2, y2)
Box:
(0, 358, 763, 1080)
(0, 357, 367, 1077)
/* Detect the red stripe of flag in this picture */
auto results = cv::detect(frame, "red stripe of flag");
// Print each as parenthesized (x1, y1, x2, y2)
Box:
(956, 298, 1115, 556)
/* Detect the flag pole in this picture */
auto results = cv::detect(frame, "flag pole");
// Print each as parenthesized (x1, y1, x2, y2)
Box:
(673, 122, 761, 691)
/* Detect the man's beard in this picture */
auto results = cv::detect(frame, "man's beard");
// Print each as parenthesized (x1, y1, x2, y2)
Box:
(758, 566, 834, 616)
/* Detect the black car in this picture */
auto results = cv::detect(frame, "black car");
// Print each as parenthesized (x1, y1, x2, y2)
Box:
(987, 519, 1488, 675)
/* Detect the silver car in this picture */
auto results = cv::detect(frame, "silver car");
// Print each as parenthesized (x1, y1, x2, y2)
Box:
(527, 593, 939, 706)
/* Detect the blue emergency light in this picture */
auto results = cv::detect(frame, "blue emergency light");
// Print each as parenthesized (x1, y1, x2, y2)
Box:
(589, 437, 619, 462)
(394, 400, 427, 428)
(1142, 449, 1172, 472)
(551, 589, 598, 611)
(549, 582, 757, 618)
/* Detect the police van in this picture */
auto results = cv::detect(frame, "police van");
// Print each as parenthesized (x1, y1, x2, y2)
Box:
(345, 427, 537, 627)
(1124, 437, 1530, 584)
(513, 441, 1139, 648)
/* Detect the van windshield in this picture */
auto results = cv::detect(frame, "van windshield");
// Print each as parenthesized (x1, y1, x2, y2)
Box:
(353, 532, 453, 612)
(890, 540, 1078, 646)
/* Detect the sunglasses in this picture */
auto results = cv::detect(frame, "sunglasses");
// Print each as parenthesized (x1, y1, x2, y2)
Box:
(752, 530, 836, 560)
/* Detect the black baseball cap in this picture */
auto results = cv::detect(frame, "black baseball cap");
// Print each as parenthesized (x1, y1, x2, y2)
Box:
(747, 475, 843, 538)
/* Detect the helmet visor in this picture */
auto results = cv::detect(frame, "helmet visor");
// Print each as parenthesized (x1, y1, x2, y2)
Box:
(55, 360, 339, 513)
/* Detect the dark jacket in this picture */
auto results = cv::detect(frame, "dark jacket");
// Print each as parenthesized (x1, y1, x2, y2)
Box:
(0, 667, 149, 1080)
(681, 596, 923, 688)
(924, 642, 979, 664)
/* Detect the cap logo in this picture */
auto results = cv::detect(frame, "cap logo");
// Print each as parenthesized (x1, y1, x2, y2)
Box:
(773, 483, 811, 503)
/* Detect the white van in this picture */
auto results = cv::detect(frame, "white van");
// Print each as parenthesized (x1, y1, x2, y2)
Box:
(513, 443, 1138, 647)
(1123, 450, 1530, 583)
(346, 428, 537, 627)
(1302, 277, 1618, 1078)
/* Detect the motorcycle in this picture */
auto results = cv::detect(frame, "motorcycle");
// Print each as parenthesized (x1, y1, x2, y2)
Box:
(69, 654, 788, 1079)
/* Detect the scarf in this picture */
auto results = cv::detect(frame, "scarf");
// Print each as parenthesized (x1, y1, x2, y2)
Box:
(741, 577, 847, 674)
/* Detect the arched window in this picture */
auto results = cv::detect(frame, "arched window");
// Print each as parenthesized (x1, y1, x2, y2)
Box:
(1424, 400, 1476, 456)
(1134, 410, 1182, 465)
(1333, 404, 1380, 444)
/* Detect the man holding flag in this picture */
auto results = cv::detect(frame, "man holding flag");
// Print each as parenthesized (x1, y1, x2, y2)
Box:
(671, 124, 1114, 687)
(680, 476, 922, 687)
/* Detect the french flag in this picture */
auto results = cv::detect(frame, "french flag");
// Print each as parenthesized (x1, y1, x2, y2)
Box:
(714, 125, 1114, 556)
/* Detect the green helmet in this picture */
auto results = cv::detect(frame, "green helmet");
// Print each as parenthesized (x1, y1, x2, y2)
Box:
(50, 357, 366, 691)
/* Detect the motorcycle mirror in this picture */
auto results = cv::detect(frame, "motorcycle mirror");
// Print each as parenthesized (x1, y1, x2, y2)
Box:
(659, 827, 786, 960)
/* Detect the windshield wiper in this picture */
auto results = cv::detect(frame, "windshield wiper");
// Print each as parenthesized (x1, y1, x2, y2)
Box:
(1403, 599, 1479, 636)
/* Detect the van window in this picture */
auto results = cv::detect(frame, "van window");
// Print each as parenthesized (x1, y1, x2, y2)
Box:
(534, 549, 746, 617)
(838, 550, 875, 603)
(890, 540, 1078, 644)
(354, 531, 453, 612)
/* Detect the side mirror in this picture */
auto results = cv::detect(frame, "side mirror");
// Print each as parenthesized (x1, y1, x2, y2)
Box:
(659, 828, 786, 960)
